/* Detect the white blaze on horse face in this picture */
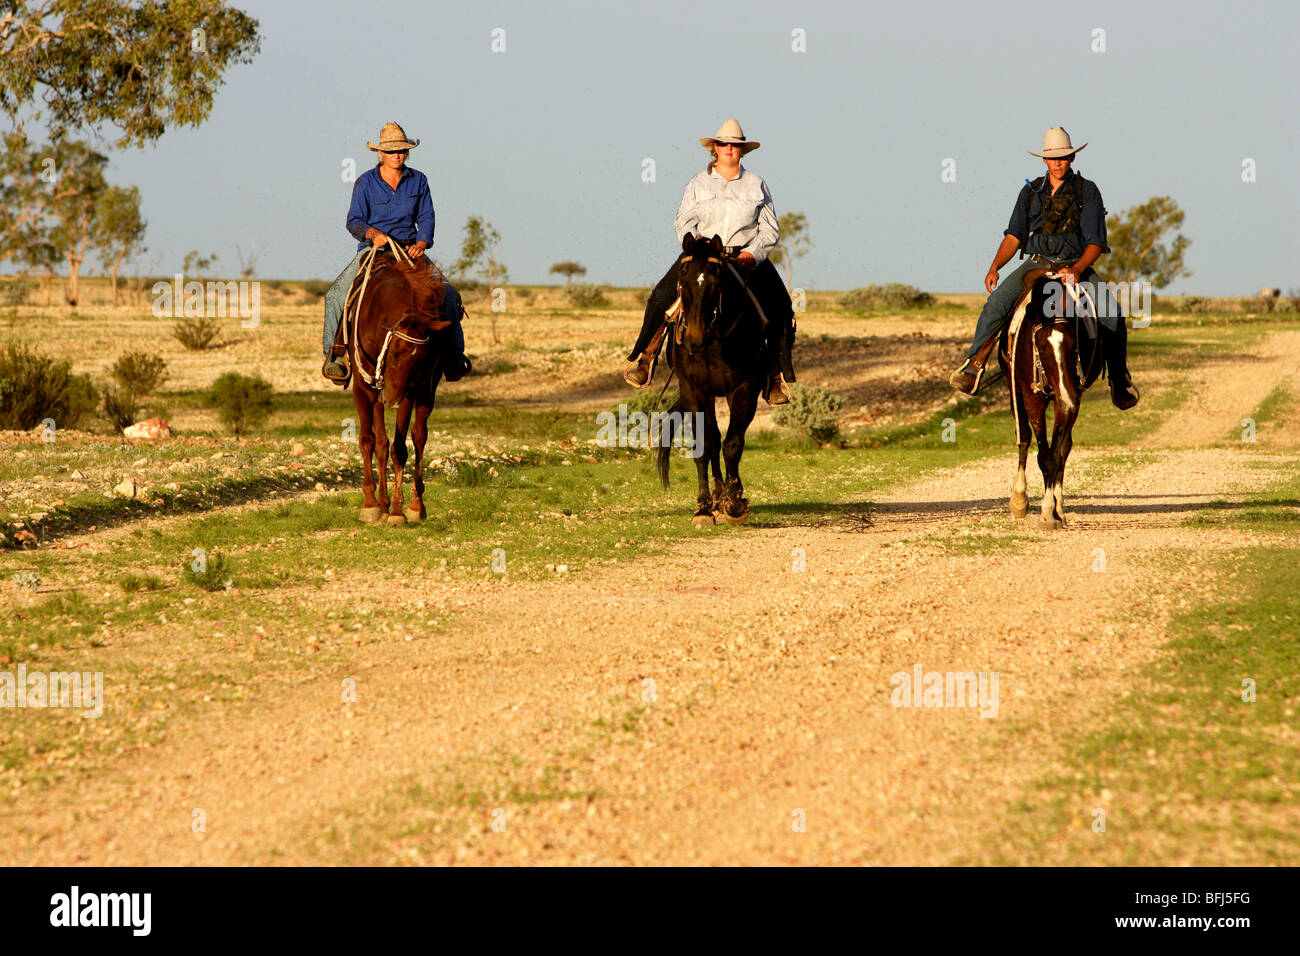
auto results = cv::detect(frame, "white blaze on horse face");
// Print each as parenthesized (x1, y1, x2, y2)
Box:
(697, 273, 705, 286)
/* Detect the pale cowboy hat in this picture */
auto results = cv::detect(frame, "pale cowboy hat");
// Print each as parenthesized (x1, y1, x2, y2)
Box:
(700, 119, 760, 155)
(366, 121, 420, 152)
(1028, 127, 1086, 159)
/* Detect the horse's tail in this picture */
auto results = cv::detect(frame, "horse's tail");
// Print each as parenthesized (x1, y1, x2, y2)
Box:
(656, 396, 685, 489)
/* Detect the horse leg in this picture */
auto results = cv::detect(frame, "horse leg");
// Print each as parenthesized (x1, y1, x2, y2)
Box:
(1026, 395, 1058, 529)
(1011, 441, 1030, 519)
(706, 403, 725, 513)
(355, 387, 382, 524)
(690, 395, 716, 528)
(387, 400, 412, 525)
(1005, 332, 1030, 519)
(1048, 388, 1079, 527)
(406, 402, 431, 522)
(371, 401, 390, 514)
(718, 383, 759, 524)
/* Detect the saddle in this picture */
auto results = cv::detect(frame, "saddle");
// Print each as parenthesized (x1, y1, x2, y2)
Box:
(1009, 271, 1101, 397)
(964, 269, 1042, 393)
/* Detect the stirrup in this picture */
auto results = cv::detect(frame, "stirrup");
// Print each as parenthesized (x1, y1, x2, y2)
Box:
(623, 353, 656, 389)
(764, 373, 789, 406)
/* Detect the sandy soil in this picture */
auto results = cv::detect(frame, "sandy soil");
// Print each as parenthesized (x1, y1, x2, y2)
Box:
(3, 325, 1295, 865)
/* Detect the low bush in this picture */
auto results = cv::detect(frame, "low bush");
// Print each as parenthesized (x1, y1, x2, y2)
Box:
(0, 341, 96, 430)
(111, 350, 168, 397)
(101, 385, 138, 433)
(771, 384, 844, 443)
(204, 372, 274, 435)
(567, 283, 610, 308)
(184, 552, 232, 591)
(299, 279, 330, 297)
(837, 283, 934, 310)
(172, 315, 221, 350)
(1166, 295, 1212, 314)
(612, 386, 679, 417)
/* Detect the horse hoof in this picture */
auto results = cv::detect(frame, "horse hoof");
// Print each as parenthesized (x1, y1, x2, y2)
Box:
(403, 506, 423, 523)
(1040, 517, 1064, 530)
(1010, 504, 1028, 519)
(387, 513, 407, 526)
(717, 510, 749, 525)
(692, 514, 716, 529)
(359, 507, 382, 524)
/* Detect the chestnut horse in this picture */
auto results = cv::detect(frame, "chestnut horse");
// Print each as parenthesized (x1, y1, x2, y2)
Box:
(1000, 271, 1105, 528)
(656, 234, 768, 528)
(347, 249, 453, 525)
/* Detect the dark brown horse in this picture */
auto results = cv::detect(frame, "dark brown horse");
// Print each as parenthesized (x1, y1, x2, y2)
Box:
(1000, 271, 1105, 528)
(656, 234, 767, 528)
(348, 251, 452, 525)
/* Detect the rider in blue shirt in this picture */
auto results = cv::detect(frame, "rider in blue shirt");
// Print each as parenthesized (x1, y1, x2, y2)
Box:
(322, 123, 469, 383)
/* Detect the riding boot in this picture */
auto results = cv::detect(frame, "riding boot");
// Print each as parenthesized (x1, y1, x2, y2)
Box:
(624, 320, 668, 388)
(949, 331, 1001, 395)
(763, 349, 789, 406)
(1104, 321, 1139, 410)
(322, 322, 350, 384)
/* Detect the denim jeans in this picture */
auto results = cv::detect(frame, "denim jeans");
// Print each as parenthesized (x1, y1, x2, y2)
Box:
(322, 249, 465, 356)
(966, 258, 1120, 359)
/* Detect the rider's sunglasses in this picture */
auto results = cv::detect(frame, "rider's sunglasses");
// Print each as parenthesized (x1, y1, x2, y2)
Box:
(381, 149, 408, 155)
(715, 142, 740, 149)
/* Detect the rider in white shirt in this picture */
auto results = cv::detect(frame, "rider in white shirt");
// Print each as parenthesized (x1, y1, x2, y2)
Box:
(624, 120, 795, 405)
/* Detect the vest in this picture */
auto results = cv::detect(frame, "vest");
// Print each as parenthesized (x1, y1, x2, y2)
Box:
(1029, 170, 1086, 236)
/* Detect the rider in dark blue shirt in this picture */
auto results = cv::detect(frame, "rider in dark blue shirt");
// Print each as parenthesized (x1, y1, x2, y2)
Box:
(949, 128, 1138, 410)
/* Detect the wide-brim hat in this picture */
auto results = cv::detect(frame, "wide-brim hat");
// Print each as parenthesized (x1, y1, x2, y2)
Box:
(1028, 126, 1086, 158)
(700, 118, 760, 155)
(367, 121, 420, 152)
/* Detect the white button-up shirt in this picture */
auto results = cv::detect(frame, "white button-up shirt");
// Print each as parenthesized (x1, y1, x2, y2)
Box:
(674, 163, 779, 264)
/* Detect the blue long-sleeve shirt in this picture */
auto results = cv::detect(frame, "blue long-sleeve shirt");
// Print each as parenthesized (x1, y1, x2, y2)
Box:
(346, 165, 434, 249)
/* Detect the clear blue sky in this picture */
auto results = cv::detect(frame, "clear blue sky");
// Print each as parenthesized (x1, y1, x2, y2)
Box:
(90, 0, 1298, 294)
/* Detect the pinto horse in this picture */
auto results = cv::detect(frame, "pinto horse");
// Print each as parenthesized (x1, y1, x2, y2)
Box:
(347, 249, 453, 525)
(656, 234, 768, 528)
(999, 271, 1105, 529)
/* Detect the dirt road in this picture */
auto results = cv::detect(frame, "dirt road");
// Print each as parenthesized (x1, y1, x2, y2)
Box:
(5, 321, 1296, 866)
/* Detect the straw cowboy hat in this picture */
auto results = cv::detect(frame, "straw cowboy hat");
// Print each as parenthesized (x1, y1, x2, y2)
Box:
(701, 119, 760, 155)
(1028, 127, 1086, 159)
(367, 121, 420, 152)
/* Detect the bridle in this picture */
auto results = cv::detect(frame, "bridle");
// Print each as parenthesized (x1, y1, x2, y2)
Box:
(675, 252, 744, 347)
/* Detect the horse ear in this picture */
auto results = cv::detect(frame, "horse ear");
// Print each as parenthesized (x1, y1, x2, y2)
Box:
(682, 233, 696, 252)
(709, 235, 723, 253)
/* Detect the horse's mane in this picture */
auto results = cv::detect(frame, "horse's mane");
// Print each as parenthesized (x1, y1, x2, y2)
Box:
(398, 257, 447, 327)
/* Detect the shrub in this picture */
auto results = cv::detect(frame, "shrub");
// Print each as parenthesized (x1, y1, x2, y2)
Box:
(0, 341, 96, 430)
(119, 572, 166, 593)
(567, 283, 610, 308)
(172, 315, 221, 350)
(111, 350, 168, 397)
(205, 372, 274, 435)
(299, 279, 330, 297)
(612, 387, 679, 417)
(771, 384, 844, 443)
(513, 286, 534, 301)
(0, 279, 31, 307)
(837, 283, 934, 311)
(184, 552, 232, 591)
(1169, 295, 1213, 314)
(101, 385, 138, 433)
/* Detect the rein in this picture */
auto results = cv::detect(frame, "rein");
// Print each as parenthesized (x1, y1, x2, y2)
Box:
(346, 241, 428, 391)
(673, 254, 754, 348)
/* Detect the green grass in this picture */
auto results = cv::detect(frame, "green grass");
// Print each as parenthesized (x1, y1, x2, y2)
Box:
(975, 464, 1300, 864)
